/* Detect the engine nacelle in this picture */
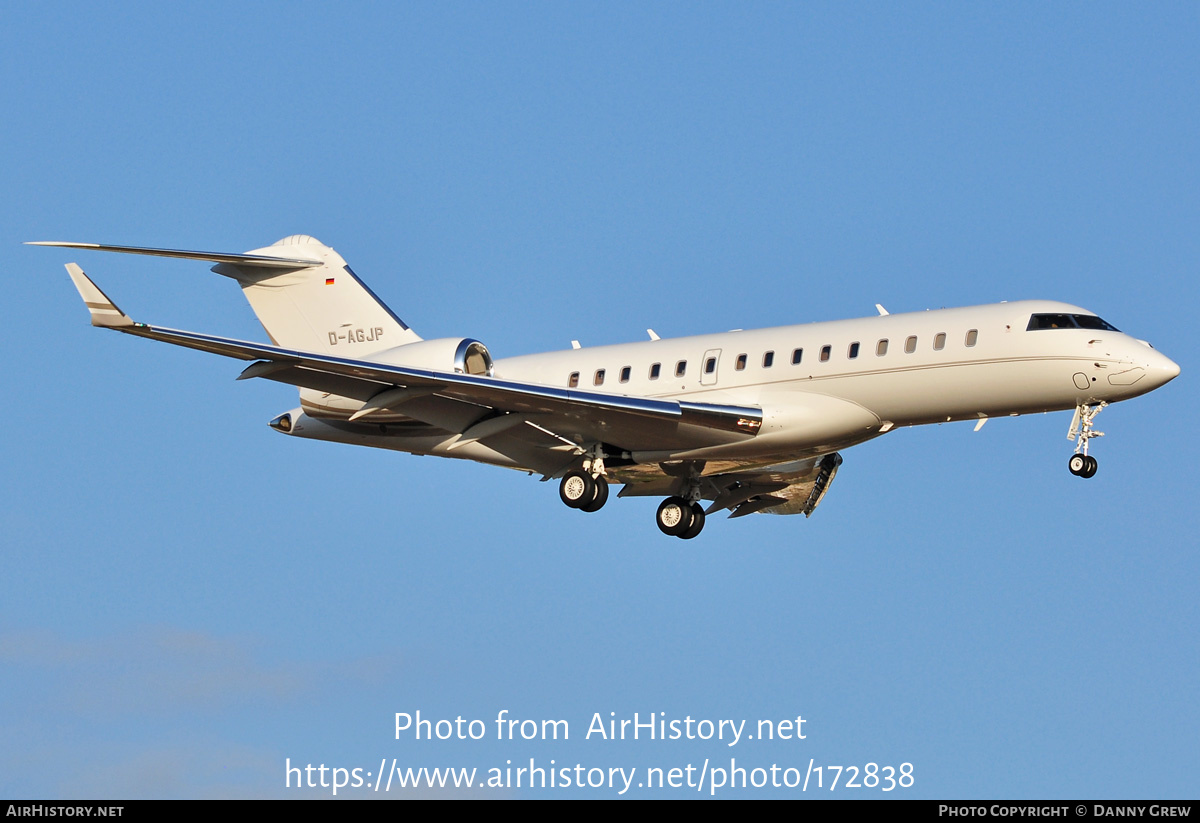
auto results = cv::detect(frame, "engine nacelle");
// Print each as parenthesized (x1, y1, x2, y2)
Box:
(298, 338, 495, 422)
(365, 337, 494, 376)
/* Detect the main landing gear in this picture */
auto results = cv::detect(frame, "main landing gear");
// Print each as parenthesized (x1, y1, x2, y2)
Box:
(1067, 402, 1106, 479)
(656, 497, 705, 540)
(558, 445, 610, 512)
(559, 449, 709, 538)
(558, 474, 707, 538)
(559, 470, 609, 512)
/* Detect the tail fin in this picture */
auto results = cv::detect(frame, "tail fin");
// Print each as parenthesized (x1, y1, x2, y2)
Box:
(33, 235, 421, 355)
(213, 235, 421, 354)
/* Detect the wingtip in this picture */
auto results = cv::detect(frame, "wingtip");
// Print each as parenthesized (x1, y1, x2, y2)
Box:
(64, 263, 134, 328)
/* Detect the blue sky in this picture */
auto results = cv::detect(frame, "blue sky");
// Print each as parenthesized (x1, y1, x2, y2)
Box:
(2, 3, 1196, 798)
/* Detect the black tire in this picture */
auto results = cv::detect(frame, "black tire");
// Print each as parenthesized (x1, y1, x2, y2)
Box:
(679, 504, 706, 539)
(559, 470, 594, 509)
(1081, 455, 1098, 478)
(656, 497, 693, 536)
(580, 475, 609, 512)
(1068, 454, 1087, 476)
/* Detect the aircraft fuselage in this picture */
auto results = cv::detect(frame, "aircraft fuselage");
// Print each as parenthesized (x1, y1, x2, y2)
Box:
(43, 236, 1181, 536)
(290, 299, 1177, 475)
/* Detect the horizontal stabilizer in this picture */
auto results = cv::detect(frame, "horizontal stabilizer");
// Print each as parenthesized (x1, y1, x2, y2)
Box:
(65, 264, 133, 328)
(29, 241, 320, 269)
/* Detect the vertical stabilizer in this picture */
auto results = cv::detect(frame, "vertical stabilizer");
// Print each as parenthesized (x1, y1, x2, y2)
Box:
(211, 235, 421, 355)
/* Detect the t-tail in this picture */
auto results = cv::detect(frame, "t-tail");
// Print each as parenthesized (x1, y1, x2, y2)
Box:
(30, 235, 420, 355)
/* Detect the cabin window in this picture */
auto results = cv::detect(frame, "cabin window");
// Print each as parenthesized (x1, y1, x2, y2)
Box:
(735, 353, 747, 371)
(568, 372, 579, 388)
(791, 348, 803, 365)
(877, 339, 889, 356)
(965, 329, 978, 347)
(675, 360, 687, 378)
(620, 366, 632, 383)
(905, 336, 917, 354)
(649, 363, 661, 380)
(934, 332, 946, 351)
(594, 369, 605, 386)
(848, 342, 860, 359)
(763, 351, 774, 368)
(820, 345, 831, 362)
(705, 357, 716, 374)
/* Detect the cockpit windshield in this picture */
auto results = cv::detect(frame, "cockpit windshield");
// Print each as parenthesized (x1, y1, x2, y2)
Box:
(1027, 313, 1120, 332)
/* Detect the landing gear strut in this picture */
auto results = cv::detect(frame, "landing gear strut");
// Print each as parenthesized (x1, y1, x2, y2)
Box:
(1067, 402, 1105, 479)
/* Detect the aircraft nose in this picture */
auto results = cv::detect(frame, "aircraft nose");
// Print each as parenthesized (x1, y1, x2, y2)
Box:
(1146, 348, 1181, 389)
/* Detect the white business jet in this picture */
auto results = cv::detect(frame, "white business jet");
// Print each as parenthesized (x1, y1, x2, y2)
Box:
(35, 235, 1179, 539)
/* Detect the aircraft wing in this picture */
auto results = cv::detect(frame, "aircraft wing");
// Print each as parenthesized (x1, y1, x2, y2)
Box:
(64, 265, 763, 453)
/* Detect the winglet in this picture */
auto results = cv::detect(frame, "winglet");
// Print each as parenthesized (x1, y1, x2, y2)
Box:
(65, 263, 134, 328)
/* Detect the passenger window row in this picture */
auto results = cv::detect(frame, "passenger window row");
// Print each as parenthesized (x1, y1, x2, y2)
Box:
(567, 330, 979, 386)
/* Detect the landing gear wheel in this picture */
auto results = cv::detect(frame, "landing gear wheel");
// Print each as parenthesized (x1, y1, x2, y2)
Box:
(559, 471, 595, 509)
(580, 475, 609, 512)
(656, 496, 693, 537)
(1068, 454, 1087, 476)
(1081, 455, 1098, 479)
(678, 504, 706, 539)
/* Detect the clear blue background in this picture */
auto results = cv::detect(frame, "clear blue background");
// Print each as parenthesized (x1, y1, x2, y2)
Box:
(2, 2, 1195, 798)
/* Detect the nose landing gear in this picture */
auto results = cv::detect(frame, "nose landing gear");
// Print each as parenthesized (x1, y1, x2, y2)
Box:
(1068, 453, 1098, 478)
(1067, 402, 1106, 479)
